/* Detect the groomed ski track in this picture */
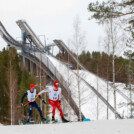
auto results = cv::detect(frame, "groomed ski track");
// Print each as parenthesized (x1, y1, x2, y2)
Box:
(1, 119, 134, 134)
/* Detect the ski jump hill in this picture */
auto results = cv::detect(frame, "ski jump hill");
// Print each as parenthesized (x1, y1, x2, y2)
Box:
(0, 119, 134, 134)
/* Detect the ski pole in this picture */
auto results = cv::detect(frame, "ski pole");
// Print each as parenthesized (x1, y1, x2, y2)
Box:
(15, 105, 21, 112)
(45, 102, 62, 113)
(46, 108, 52, 113)
(24, 95, 39, 107)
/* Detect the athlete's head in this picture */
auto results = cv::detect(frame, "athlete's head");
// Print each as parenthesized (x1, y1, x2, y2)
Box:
(54, 81, 59, 88)
(30, 84, 35, 92)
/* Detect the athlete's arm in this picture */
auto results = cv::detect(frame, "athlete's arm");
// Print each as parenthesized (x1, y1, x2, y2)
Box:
(21, 92, 27, 103)
(36, 91, 42, 98)
(38, 88, 50, 95)
(36, 91, 47, 104)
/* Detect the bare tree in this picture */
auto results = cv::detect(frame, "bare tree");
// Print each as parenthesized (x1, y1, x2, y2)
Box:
(8, 49, 18, 125)
(71, 16, 86, 121)
(103, 25, 111, 120)
(66, 40, 73, 119)
(103, 16, 126, 119)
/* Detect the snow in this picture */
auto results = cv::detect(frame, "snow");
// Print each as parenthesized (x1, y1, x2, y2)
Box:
(0, 119, 134, 134)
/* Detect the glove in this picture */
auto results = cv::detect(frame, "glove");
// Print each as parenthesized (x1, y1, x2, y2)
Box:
(36, 94, 39, 98)
(59, 100, 61, 105)
(42, 100, 47, 104)
(21, 103, 23, 107)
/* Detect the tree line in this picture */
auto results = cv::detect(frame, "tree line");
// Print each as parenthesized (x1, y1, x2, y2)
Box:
(0, 47, 35, 124)
(57, 50, 134, 84)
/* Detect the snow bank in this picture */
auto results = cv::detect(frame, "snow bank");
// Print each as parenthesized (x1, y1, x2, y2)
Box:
(0, 119, 134, 134)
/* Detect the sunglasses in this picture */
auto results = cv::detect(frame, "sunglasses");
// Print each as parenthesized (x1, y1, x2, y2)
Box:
(31, 88, 35, 90)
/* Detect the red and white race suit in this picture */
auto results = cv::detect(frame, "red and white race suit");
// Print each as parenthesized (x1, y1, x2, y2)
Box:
(39, 87, 63, 117)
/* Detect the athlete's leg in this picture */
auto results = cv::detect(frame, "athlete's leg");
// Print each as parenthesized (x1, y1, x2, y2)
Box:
(55, 101, 63, 117)
(49, 99, 56, 117)
(32, 101, 43, 118)
(27, 104, 32, 122)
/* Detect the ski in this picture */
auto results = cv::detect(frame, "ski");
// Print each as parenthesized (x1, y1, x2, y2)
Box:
(25, 119, 58, 125)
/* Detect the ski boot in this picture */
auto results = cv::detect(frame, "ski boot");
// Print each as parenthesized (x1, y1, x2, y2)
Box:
(41, 117, 49, 122)
(41, 117, 47, 122)
(52, 116, 55, 123)
(61, 117, 69, 123)
(26, 119, 30, 125)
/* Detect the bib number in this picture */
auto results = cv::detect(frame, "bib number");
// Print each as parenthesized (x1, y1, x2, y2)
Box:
(53, 97, 58, 100)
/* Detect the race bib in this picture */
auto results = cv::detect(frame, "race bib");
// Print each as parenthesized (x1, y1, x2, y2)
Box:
(53, 93, 58, 100)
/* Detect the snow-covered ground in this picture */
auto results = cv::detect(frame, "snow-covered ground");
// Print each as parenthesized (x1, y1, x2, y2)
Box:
(0, 119, 134, 134)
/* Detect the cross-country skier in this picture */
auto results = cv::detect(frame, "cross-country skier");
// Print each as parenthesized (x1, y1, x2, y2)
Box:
(38, 81, 69, 123)
(21, 84, 47, 124)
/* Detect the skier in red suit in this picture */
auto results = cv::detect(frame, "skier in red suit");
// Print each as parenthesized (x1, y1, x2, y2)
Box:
(39, 81, 69, 123)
